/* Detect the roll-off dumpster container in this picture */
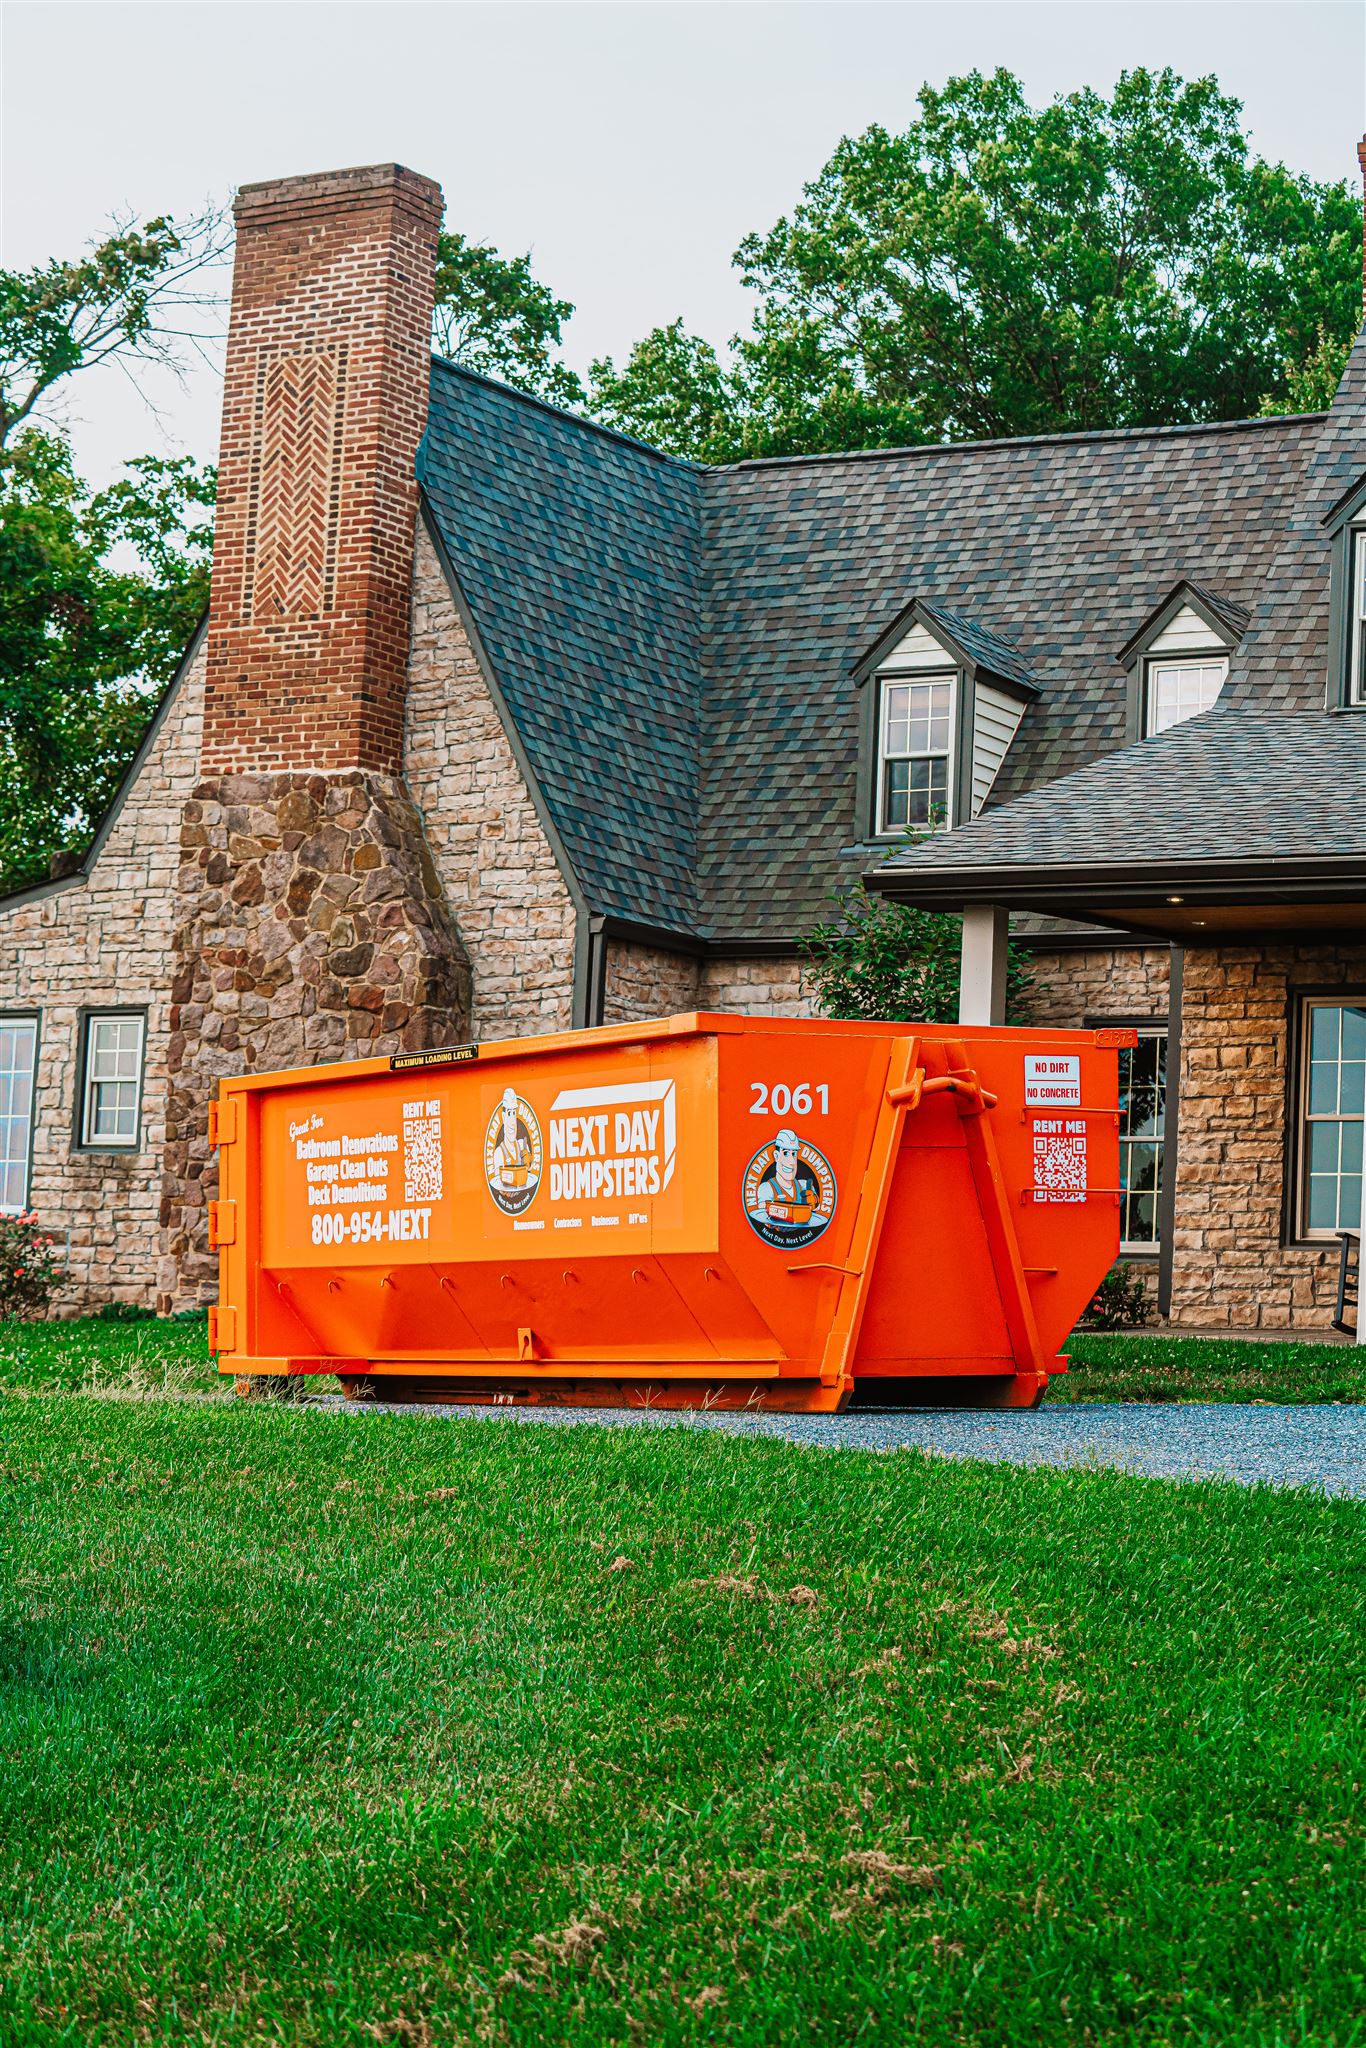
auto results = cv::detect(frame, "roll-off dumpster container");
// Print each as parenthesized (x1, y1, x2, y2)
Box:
(208, 1012, 1133, 1410)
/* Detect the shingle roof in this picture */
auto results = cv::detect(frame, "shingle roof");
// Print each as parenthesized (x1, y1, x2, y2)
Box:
(1226, 328, 1366, 712)
(421, 361, 703, 930)
(915, 604, 1038, 691)
(872, 708, 1366, 878)
(695, 412, 1321, 938)
(420, 359, 1332, 944)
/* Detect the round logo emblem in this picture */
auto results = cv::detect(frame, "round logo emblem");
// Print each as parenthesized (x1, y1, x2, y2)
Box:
(483, 1089, 543, 1216)
(743, 1128, 837, 1249)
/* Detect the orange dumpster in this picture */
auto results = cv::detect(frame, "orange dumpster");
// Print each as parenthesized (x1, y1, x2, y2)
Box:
(207, 1012, 1134, 1411)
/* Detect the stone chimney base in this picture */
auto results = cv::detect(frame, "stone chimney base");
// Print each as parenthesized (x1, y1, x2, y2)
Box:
(158, 772, 470, 1310)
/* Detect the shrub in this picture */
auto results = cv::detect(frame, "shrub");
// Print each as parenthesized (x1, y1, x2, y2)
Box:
(94, 1301, 155, 1323)
(801, 873, 1033, 1025)
(0, 1212, 65, 1320)
(1078, 1261, 1155, 1332)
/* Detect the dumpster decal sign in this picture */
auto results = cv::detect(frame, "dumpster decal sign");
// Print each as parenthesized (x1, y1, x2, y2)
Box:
(1030, 1120, 1088, 1203)
(1023, 1055, 1081, 1107)
(483, 1089, 544, 1217)
(743, 1131, 837, 1249)
(547, 1079, 677, 1204)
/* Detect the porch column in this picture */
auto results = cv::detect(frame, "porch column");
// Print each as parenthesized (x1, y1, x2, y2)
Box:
(958, 904, 1008, 1026)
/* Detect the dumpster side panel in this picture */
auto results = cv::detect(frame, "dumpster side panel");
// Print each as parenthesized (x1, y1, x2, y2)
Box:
(713, 1023, 899, 1374)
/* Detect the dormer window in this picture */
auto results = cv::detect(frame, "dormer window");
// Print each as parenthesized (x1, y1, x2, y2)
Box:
(1119, 581, 1247, 743)
(1320, 475, 1366, 708)
(1146, 658, 1228, 737)
(1347, 528, 1366, 705)
(878, 675, 954, 830)
(853, 600, 1039, 842)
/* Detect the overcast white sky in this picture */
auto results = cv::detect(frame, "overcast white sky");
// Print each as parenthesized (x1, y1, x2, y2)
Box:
(3, 0, 1364, 483)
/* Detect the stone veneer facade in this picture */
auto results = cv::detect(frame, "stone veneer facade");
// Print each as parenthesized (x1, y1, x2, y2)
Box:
(406, 526, 578, 1039)
(1168, 943, 1366, 1329)
(1025, 943, 1170, 1028)
(0, 645, 205, 1310)
(160, 770, 471, 1309)
(602, 942, 815, 1024)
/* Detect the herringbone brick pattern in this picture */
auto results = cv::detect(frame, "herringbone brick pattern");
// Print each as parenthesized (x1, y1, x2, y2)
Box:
(243, 348, 347, 621)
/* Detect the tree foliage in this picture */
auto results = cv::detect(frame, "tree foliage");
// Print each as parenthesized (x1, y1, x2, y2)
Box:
(591, 67, 1363, 459)
(0, 212, 223, 892)
(432, 231, 584, 408)
(0, 430, 213, 891)
(800, 875, 1033, 1027)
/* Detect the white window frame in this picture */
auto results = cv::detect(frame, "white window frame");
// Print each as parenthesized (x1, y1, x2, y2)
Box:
(1117, 1027, 1166, 1255)
(875, 671, 956, 837)
(1347, 528, 1366, 707)
(1143, 654, 1228, 738)
(79, 1011, 146, 1152)
(1298, 996, 1365, 1240)
(0, 1014, 38, 1214)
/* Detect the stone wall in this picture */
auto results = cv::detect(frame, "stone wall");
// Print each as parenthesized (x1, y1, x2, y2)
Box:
(603, 941, 700, 1024)
(1169, 942, 1366, 1330)
(159, 771, 471, 1310)
(1024, 943, 1170, 1027)
(698, 955, 814, 1017)
(0, 647, 205, 1311)
(406, 527, 578, 1039)
(600, 946, 817, 1025)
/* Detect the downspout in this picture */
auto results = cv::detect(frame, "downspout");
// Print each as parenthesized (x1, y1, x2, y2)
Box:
(1156, 944, 1184, 1320)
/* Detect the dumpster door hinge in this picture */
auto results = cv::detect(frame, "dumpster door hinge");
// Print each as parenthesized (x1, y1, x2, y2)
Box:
(208, 1200, 237, 1248)
(208, 1096, 238, 1148)
(208, 1304, 237, 1354)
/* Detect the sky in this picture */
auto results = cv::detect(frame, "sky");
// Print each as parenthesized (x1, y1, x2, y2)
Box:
(3, 0, 1364, 484)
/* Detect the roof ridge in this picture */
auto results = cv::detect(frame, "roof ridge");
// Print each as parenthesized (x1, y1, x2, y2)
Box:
(428, 353, 703, 471)
(711, 409, 1327, 475)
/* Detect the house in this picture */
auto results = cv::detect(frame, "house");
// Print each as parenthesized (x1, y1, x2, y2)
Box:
(0, 157, 1361, 1329)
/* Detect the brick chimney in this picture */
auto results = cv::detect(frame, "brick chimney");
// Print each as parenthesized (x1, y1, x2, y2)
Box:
(162, 163, 470, 1311)
(204, 164, 441, 770)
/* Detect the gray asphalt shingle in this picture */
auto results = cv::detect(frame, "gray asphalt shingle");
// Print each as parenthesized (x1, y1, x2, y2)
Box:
(420, 353, 1345, 943)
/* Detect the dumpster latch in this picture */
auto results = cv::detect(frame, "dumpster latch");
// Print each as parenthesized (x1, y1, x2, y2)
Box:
(517, 1326, 543, 1362)
(208, 1200, 237, 1248)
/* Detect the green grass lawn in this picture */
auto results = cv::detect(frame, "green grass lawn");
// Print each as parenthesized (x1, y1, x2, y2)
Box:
(0, 1316, 1361, 1407)
(2, 1394, 1363, 2045)
(1057, 1332, 1366, 1406)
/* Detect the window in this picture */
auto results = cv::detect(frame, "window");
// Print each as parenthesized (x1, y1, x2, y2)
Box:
(1299, 999, 1365, 1237)
(0, 1017, 37, 1213)
(1347, 529, 1366, 706)
(878, 675, 954, 832)
(1145, 658, 1227, 737)
(1118, 1029, 1166, 1252)
(79, 1013, 145, 1149)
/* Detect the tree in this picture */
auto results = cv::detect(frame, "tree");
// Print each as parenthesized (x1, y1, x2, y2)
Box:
(800, 876, 1033, 1026)
(591, 67, 1363, 459)
(0, 431, 213, 891)
(0, 211, 224, 892)
(432, 231, 584, 408)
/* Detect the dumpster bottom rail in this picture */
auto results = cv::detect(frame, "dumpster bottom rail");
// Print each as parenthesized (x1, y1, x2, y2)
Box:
(228, 1359, 1055, 1412)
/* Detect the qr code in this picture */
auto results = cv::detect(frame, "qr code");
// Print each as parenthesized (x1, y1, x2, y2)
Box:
(1033, 1129, 1087, 1203)
(403, 1116, 443, 1203)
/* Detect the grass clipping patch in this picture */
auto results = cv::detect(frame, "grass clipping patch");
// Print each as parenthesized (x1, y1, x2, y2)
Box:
(0, 1402, 1363, 2046)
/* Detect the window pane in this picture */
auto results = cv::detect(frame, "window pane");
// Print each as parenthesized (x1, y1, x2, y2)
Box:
(0, 1018, 36, 1214)
(1118, 1030, 1167, 1250)
(880, 678, 953, 833)
(83, 1015, 143, 1145)
(1148, 660, 1227, 737)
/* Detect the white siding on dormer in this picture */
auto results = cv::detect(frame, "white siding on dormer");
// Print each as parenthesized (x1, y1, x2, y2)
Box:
(971, 682, 1025, 816)
(879, 622, 956, 671)
(1147, 605, 1224, 655)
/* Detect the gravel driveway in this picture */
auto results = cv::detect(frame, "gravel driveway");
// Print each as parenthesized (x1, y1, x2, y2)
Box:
(330, 1399, 1366, 1499)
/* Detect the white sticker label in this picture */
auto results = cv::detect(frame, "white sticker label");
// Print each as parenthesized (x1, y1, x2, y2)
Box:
(1024, 1055, 1081, 1107)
